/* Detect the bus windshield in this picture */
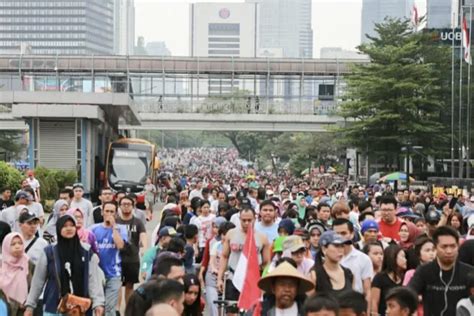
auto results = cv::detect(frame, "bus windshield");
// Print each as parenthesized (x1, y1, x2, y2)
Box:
(109, 149, 150, 188)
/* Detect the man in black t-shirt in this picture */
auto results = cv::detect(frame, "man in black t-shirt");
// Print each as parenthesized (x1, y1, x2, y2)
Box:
(409, 226, 474, 316)
(117, 196, 147, 305)
(0, 187, 14, 211)
(92, 187, 114, 224)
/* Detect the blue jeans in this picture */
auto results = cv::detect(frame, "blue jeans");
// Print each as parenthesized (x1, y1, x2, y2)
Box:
(104, 277, 122, 316)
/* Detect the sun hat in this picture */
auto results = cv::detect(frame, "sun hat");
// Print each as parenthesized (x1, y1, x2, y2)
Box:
(257, 261, 314, 294)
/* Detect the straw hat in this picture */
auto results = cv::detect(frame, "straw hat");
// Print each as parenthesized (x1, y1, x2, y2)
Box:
(257, 262, 314, 295)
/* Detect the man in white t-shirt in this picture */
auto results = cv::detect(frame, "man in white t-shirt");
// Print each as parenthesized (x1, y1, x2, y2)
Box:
(26, 170, 41, 202)
(19, 211, 48, 265)
(333, 218, 373, 306)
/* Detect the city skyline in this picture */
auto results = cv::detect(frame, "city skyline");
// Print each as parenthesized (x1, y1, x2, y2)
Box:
(135, 0, 364, 57)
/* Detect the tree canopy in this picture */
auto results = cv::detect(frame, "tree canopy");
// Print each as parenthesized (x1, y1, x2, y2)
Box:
(338, 18, 451, 168)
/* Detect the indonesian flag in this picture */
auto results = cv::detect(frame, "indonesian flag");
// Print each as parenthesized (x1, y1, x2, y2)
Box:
(411, 4, 419, 27)
(463, 15, 472, 65)
(232, 225, 261, 310)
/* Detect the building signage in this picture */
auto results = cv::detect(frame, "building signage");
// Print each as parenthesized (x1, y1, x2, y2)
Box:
(219, 8, 230, 19)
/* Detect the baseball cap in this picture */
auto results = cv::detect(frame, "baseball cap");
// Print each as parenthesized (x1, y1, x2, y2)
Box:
(319, 230, 352, 248)
(72, 183, 84, 190)
(213, 216, 227, 229)
(15, 191, 32, 201)
(425, 210, 441, 224)
(273, 236, 286, 253)
(396, 207, 420, 219)
(239, 197, 251, 206)
(294, 228, 310, 240)
(19, 211, 39, 224)
(282, 235, 306, 253)
(360, 219, 379, 234)
(266, 190, 274, 196)
(158, 226, 177, 238)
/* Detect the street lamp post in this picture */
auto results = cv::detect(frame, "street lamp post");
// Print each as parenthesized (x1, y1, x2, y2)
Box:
(406, 143, 411, 190)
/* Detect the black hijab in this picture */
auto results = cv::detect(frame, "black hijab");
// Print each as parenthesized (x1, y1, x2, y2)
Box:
(56, 215, 85, 296)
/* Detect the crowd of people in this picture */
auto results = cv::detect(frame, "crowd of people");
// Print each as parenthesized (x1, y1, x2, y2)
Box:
(0, 160, 474, 316)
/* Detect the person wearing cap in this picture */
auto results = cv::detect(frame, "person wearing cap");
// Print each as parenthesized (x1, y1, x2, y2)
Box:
(278, 218, 295, 237)
(333, 219, 373, 305)
(90, 201, 128, 316)
(22, 186, 45, 226)
(282, 235, 314, 278)
(0, 191, 29, 232)
(246, 261, 314, 316)
(263, 236, 286, 276)
(141, 226, 178, 280)
(424, 208, 441, 238)
(255, 200, 280, 243)
(18, 211, 47, 265)
(217, 206, 271, 315)
(70, 183, 94, 227)
(26, 170, 41, 202)
(356, 219, 386, 250)
(309, 231, 354, 297)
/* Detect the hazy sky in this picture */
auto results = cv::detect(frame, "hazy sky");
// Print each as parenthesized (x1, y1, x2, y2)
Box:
(135, 0, 364, 57)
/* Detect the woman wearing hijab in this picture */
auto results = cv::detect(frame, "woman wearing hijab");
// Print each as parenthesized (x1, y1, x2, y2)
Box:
(0, 232, 30, 315)
(24, 215, 105, 316)
(68, 208, 98, 254)
(43, 200, 69, 244)
(398, 221, 420, 269)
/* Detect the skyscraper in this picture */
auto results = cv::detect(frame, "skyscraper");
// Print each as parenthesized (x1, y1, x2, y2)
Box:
(248, 0, 313, 58)
(0, 0, 114, 55)
(361, 0, 412, 43)
(426, 0, 455, 29)
(189, 3, 258, 58)
(114, 0, 135, 55)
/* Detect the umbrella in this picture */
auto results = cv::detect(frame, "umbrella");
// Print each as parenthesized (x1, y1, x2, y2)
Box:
(369, 172, 385, 185)
(380, 172, 415, 183)
(327, 166, 337, 173)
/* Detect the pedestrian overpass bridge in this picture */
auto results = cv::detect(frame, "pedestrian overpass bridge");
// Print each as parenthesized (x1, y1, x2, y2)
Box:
(0, 55, 364, 132)
(0, 54, 367, 190)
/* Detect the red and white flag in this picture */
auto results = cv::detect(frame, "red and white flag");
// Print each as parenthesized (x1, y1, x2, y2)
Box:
(411, 4, 419, 27)
(232, 225, 261, 311)
(462, 15, 472, 65)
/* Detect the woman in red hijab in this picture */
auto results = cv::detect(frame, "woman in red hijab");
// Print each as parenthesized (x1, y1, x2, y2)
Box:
(398, 221, 420, 270)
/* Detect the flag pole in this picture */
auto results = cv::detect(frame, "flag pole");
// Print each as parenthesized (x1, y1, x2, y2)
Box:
(459, 6, 464, 179)
(468, 6, 473, 178)
(452, 11, 456, 179)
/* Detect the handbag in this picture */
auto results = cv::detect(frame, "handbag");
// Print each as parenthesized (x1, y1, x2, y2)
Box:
(57, 293, 92, 316)
(49, 246, 92, 316)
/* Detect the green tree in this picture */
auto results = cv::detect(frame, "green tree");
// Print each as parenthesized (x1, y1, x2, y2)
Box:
(0, 130, 25, 160)
(338, 18, 451, 169)
(0, 161, 23, 191)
